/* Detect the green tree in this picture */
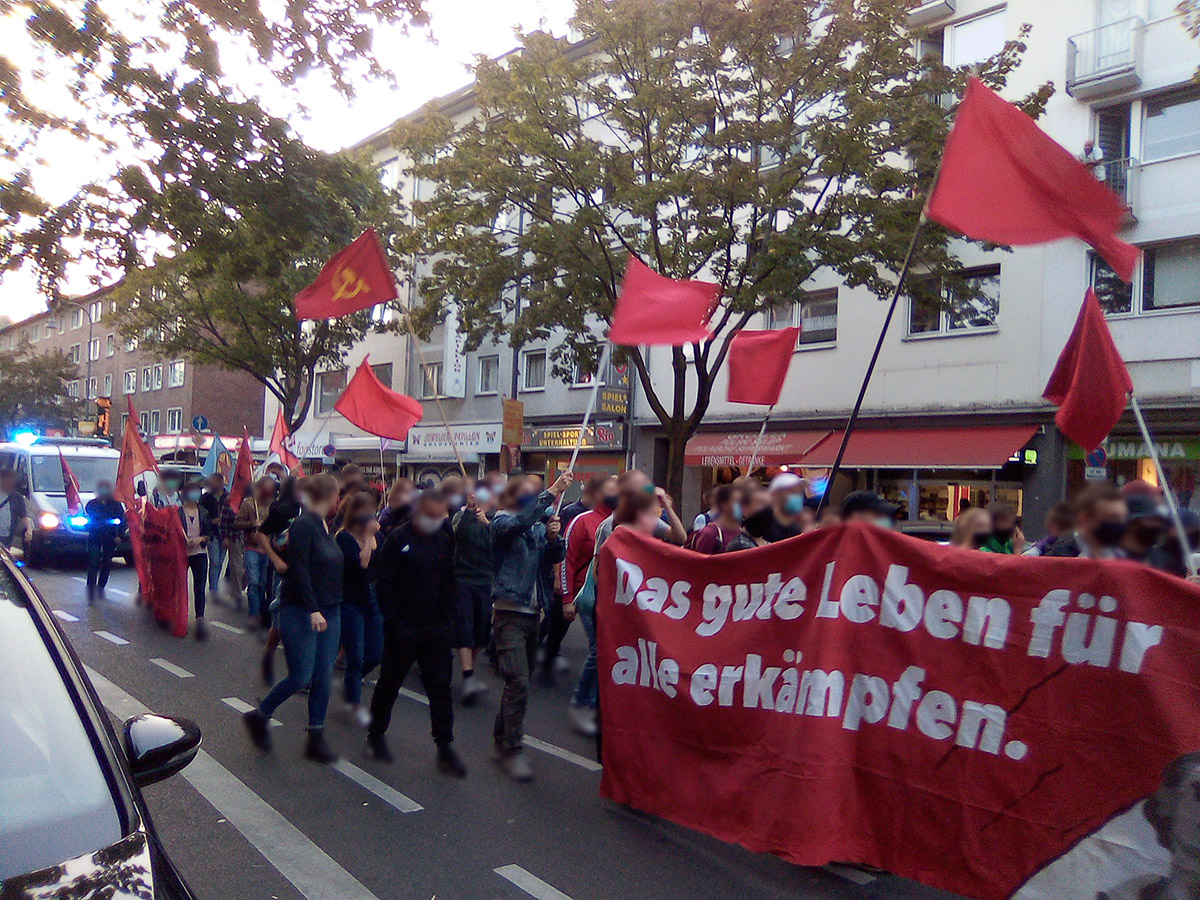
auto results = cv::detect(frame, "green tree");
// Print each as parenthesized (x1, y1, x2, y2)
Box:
(1, 0, 427, 294)
(394, 0, 1049, 499)
(111, 147, 402, 431)
(0, 344, 81, 436)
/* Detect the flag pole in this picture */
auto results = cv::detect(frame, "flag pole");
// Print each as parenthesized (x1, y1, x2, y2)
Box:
(555, 341, 612, 512)
(1129, 394, 1197, 576)
(378, 437, 387, 486)
(748, 405, 775, 472)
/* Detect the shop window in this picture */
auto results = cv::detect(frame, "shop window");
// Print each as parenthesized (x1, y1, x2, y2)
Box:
(521, 350, 547, 392)
(420, 362, 444, 399)
(767, 288, 838, 346)
(477, 355, 500, 395)
(908, 265, 1000, 337)
(1143, 88, 1200, 163)
(316, 368, 347, 414)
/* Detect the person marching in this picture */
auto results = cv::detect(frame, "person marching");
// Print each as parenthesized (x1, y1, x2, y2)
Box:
(84, 479, 125, 604)
(179, 480, 214, 639)
(452, 485, 494, 705)
(336, 491, 384, 728)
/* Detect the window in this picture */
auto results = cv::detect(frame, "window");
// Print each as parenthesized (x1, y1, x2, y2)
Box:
(124, 335, 137, 352)
(103, 374, 112, 397)
(121, 413, 129, 435)
(71, 308, 84, 329)
(316, 368, 347, 415)
(370, 363, 393, 388)
(86, 377, 97, 400)
(167, 359, 185, 388)
(88, 339, 100, 361)
(420, 362, 444, 399)
(909, 266, 1001, 337)
(1143, 239, 1200, 311)
(123, 370, 136, 394)
(767, 289, 839, 346)
(105, 334, 115, 357)
(945, 9, 1006, 68)
(152, 363, 163, 390)
(477, 355, 500, 395)
(521, 350, 547, 391)
(69, 344, 81, 365)
(167, 408, 183, 434)
(1143, 89, 1200, 162)
(88, 300, 102, 323)
(141, 367, 152, 391)
(149, 410, 160, 434)
(43, 323, 53, 339)
(67, 380, 79, 398)
(138, 411, 149, 433)
(28, 326, 38, 343)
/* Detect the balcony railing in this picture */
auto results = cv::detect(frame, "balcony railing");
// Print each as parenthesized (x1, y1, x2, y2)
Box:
(1090, 156, 1139, 222)
(1067, 18, 1143, 100)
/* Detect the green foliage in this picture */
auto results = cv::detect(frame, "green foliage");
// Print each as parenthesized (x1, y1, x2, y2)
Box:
(393, 0, 1049, 495)
(0, 343, 81, 435)
(110, 148, 403, 431)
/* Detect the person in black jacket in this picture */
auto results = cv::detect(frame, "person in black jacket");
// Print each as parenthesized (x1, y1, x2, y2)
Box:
(84, 480, 125, 604)
(367, 488, 466, 777)
(244, 474, 344, 764)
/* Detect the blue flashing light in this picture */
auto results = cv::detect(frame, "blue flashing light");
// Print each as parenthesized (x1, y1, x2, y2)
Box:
(12, 431, 38, 447)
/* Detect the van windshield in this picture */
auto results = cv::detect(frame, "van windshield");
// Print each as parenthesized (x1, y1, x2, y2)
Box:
(30, 455, 120, 494)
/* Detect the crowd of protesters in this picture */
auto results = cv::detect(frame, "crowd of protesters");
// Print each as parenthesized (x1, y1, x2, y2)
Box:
(46, 454, 1199, 783)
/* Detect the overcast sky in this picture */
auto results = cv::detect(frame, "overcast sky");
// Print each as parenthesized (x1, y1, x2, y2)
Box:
(0, 0, 574, 323)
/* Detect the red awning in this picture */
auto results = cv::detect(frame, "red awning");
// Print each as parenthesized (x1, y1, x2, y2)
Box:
(686, 425, 1038, 470)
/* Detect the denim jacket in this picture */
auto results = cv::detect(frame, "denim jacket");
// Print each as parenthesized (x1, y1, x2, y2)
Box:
(490, 491, 566, 611)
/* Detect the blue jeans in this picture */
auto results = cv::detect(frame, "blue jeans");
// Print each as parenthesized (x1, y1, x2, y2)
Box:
(244, 549, 269, 618)
(572, 603, 598, 709)
(341, 597, 384, 705)
(260, 604, 342, 729)
(207, 540, 228, 594)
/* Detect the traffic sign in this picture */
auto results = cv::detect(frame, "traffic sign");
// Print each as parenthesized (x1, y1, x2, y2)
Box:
(322, 443, 336, 457)
(1085, 447, 1108, 468)
(192, 414, 209, 432)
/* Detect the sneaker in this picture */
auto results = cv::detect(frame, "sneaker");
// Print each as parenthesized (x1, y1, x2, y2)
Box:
(568, 703, 598, 737)
(243, 709, 272, 752)
(303, 729, 338, 765)
(436, 744, 467, 778)
(365, 732, 394, 763)
(501, 751, 534, 783)
(194, 618, 209, 641)
(554, 654, 571, 675)
(350, 705, 372, 728)
(461, 677, 488, 705)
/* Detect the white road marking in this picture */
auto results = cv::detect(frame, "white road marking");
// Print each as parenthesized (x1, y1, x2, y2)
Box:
(522, 737, 602, 773)
(71, 576, 87, 584)
(494, 865, 575, 900)
(106, 587, 132, 598)
(824, 863, 878, 885)
(94, 630, 129, 645)
(84, 667, 382, 900)
(330, 760, 423, 814)
(52, 609, 79, 622)
(399, 687, 429, 705)
(210, 620, 244, 634)
(149, 657, 194, 678)
(220, 697, 281, 727)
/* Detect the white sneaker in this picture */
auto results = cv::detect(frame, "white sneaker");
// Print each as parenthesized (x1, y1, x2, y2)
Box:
(568, 703, 598, 737)
(348, 705, 372, 728)
(553, 655, 572, 675)
(461, 677, 488, 704)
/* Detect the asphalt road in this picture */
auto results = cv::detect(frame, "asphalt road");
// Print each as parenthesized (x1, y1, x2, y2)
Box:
(25, 560, 962, 900)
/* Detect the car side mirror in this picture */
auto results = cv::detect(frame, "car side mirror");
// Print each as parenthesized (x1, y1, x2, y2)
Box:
(123, 714, 201, 787)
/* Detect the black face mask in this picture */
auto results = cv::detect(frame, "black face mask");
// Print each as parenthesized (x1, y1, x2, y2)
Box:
(1128, 523, 1164, 548)
(1094, 519, 1127, 547)
(742, 507, 775, 539)
(971, 532, 990, 549)
(992, 525, 1016, 543)
(601, 495, 619, 511)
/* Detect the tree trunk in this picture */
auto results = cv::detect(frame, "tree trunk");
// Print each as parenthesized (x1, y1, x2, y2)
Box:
(664, 421, 690, 511)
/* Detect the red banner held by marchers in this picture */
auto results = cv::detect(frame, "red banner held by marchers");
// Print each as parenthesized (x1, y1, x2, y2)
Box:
(128, 501, 189, 638)
(596, 524, 1200, 900)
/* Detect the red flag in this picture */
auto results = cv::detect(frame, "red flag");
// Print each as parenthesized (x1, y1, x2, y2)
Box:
(293, 228, 397, 320)
(1042, 289, 1132, 451)
(334, 358, 424, 441)
(115, 397, 157, 510)
(927, 78, 1139, 282)
(130, 501, 190, 638)
(58, 447, 83, 515)
(229, 427, 254, 511)
(609, 255, 721, 347)
(727, 328, 801, 406)
(269, 407, 300, 469)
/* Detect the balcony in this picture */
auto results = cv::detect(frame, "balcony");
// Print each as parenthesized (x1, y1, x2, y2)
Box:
(1067, 18, 1143, 101)
(1093, 156, 1139, 225)
(908, 0, 955, 27)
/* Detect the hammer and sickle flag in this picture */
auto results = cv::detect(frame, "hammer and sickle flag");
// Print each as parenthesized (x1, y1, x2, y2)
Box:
(293, 228, 398, 320)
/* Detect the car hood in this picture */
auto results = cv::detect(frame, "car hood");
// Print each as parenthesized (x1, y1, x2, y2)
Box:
(1, 831, 154, 899)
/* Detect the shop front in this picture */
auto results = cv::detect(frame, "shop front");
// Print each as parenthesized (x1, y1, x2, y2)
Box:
(400, 422, 503, 484)
(1067, 432, 1200, 511)
(522, 420, 626, 497)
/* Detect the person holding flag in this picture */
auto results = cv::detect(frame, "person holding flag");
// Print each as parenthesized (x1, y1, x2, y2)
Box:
(84, 478, 125, 604)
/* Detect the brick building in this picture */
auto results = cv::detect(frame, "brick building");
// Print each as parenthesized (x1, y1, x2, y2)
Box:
(0, 284, 265, 457)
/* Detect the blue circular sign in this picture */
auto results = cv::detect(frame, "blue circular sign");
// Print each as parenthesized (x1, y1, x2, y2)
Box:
(1085, 447, 1108, 468)
(322, 443, 336, 457)
(191, 414, 209, 432)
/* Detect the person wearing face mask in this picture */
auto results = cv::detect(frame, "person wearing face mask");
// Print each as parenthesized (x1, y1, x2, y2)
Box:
(244, 474, 344, 764)
(592, 469, 687, 553)
(687, 484, 742, 553)
(950, 507, 993, 550)
(178, 480, 215, 639)
(336, 492, 384, 728)
(489, 471, 572, 781)
(840, 490, 899, 528)
(84, 479, 125, 604)
(1117, 495, 1168, 567)
(1047, 484, 1129, 560)
(980, 501, 1025, 555)
(452, 485, 494, 705)
(439, 475, 467, 514)
(367, 489, 466, 777)
(234, 476, 278, 629)
(561, 475, 617, 735)
(728, 489, 776, 551)
(1153, 510, 1200, 579)
(378, 477, 415, 540)
(765, 473, 808, 542)
(153, 469, 184, 508)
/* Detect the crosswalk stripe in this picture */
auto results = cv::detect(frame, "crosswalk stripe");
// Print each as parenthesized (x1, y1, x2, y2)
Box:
(149, 657, 194, 678)
(330, 760, 423, 814)
(210, 620, 244, 634)
(53, 609, 79, 622)
(523, 737, 601, 773)
(494, 865, 575, 900)
(94, 630, 129, 645)
(220, 697, 281, 727)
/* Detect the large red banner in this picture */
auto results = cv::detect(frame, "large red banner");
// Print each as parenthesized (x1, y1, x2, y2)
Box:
(129, 501, 189, 638)
(595, 524, 1200, 900)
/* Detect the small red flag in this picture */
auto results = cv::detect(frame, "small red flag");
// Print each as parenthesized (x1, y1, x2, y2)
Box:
(335, 358, 424, 441)
(293, 229, 398, 320)
(58, 447, 83, 515)
(609, 255, 721, 347)
(1043, 289, 1133, 451)
(115, 397, 158, 510)
(269, 407, 300, 469)
(229, 427, 254, 511)
(928, 79, 1139, 282)
(727, 328, 801, 406)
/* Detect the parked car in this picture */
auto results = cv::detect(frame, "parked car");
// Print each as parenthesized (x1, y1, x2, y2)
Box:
(0, 436, 126, 567)
(0, 550, 200, 898)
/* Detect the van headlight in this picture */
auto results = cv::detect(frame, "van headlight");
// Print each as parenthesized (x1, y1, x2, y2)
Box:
(39, 512, 61, 530)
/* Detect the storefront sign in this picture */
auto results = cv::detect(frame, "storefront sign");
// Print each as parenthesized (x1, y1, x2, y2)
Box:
(1085, 466, 1110, 480)
(405, 422, 502, 462)
(1070, 438, 1200, 461)
(502, 398, 524, 446)
(442, 307, 468, 398)
(524, 421, 623, 452)
(599, 387, 629, 417)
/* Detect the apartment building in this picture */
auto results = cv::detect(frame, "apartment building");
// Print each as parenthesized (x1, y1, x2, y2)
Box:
(0, 284, 265, 456)
(638, 0, 1200, 527)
